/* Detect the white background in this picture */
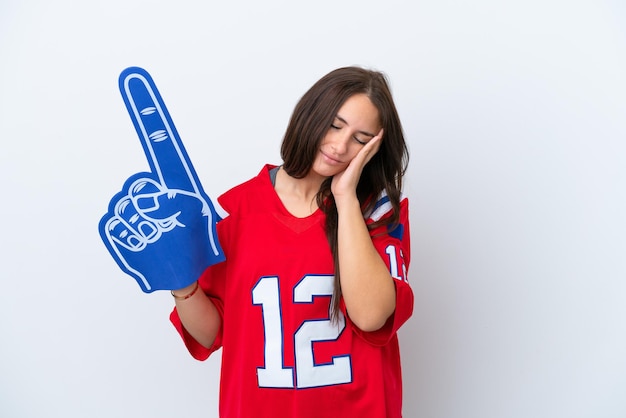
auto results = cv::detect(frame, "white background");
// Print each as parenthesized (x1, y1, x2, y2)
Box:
(1, 1, 625, 417)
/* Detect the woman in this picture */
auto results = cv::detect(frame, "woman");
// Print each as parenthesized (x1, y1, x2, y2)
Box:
(170, 66, 413, 417)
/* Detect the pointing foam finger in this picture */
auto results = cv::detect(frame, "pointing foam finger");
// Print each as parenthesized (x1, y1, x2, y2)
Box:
(119, 67, 199, 193)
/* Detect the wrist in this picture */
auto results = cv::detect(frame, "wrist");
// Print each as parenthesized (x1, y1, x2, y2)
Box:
(333, 192, 359, 211)
(171, 281, 200, 301)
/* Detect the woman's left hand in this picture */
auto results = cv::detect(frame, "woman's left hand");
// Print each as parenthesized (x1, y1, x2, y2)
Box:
(331, 129, 384, 201)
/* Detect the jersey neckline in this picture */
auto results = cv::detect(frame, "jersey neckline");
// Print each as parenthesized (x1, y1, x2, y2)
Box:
(262, 164, 324, 221)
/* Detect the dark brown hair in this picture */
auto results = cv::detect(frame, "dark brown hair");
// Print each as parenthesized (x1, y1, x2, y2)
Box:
(281, 66, 409, 320)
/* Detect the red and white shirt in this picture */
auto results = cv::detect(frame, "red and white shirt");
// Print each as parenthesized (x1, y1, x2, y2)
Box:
(171, 165, 413, 418)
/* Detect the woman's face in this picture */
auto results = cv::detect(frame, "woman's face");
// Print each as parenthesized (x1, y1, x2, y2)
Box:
(311, 93, 381, 178)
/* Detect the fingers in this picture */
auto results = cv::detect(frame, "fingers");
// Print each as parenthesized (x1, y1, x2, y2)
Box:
(104, 176, 208, 254)
(103, 179, 168, 252)
(354, 128, 384, 168)
(331, 128, 385, 197)
(119, 67, 200, 193)
(363, 128, 384, 160)
(104, 196, 160, 252)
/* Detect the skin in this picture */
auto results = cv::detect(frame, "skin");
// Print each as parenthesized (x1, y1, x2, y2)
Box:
(320, 94, 396, 331)
(174, 93, 396, 348)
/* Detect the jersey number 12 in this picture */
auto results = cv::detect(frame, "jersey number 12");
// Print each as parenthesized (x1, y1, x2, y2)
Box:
(251, 244, 405, 389)
(252, 274, 351, 389)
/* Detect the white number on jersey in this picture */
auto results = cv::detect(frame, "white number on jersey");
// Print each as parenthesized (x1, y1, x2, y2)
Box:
(252, 275, 352, 389)
(385, 244, 408, 283)
(251, 244, 406, 389)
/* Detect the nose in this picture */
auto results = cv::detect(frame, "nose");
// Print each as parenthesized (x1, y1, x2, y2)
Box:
(330, 133, 350, 155)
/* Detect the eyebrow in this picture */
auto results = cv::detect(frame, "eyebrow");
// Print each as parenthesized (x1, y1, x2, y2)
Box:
(335, 115, 376, 138)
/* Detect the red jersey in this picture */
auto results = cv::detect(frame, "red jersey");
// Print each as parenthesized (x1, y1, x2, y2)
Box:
(170, 165, 413, 417)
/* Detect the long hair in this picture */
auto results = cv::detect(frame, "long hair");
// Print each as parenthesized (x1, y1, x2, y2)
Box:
(280, 66, 409, 320)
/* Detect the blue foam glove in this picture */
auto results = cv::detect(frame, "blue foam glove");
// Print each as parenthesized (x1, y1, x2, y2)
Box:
(99, 67, 224, 292)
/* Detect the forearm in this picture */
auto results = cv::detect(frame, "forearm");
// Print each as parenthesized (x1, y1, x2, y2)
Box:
(172, 282, 221, 349)
(336, 196, 396, 331)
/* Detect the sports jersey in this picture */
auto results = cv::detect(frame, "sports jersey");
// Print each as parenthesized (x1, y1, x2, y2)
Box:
(170, 165, 413, 418)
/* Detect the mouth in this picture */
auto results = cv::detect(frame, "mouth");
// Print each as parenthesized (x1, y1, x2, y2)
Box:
(320, 151, 343, 165)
